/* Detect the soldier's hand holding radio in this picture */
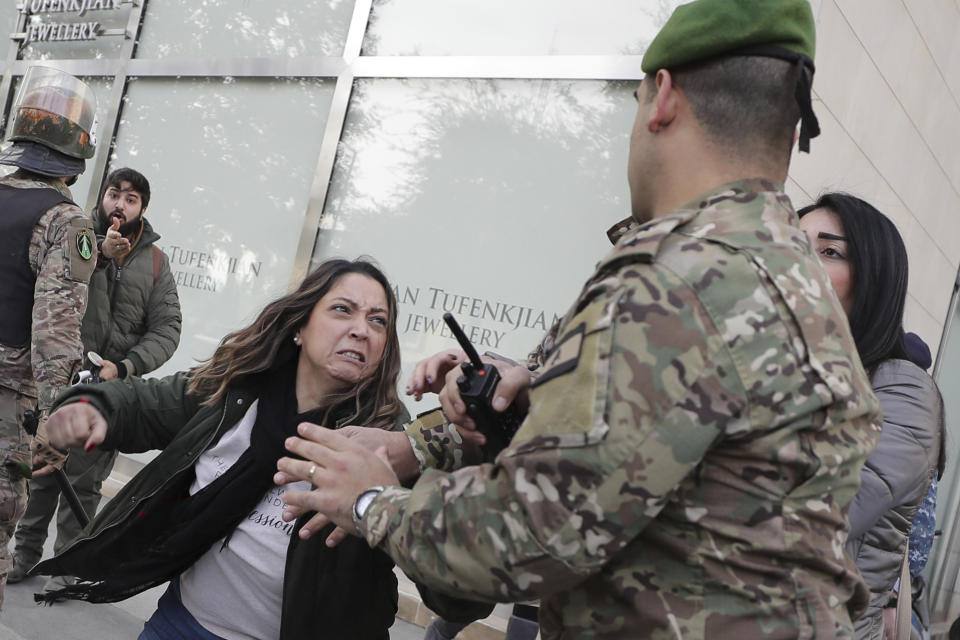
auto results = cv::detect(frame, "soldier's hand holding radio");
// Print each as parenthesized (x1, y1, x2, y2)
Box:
(426, 314, 527, 456)
(408, 346, 530, 450)
(437, 357, 530, 436)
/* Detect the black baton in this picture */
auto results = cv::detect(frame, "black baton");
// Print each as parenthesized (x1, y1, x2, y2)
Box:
(23, 410, 90, 529)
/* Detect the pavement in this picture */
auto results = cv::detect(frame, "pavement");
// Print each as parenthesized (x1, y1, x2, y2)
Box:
(2, 577, 165, 640)
(1, 506, 425, 640)
(2, 576, 424, 640)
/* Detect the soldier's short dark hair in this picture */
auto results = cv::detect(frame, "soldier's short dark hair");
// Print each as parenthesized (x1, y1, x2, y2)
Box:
(103, 167, 151, 210)
(660, 56, 802, 164)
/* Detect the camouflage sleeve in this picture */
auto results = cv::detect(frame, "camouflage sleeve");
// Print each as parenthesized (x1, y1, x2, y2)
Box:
(363, 264, 742, 601)
(31, 205, 97, 412)
(403, 408, 485, 472)
(524, 317, 561, 373)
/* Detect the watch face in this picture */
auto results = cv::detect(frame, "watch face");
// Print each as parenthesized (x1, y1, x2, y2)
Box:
(355, 487, 383, 521)
(355, 493, 371, 517)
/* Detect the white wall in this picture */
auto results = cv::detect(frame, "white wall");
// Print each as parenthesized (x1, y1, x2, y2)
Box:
(786, 0, 960, 360)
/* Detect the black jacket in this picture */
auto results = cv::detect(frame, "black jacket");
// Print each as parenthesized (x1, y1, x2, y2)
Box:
(35, 372, 409, 639)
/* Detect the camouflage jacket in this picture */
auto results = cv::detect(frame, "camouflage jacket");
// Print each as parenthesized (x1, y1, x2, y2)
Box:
(0, 173, 95, 412)
(364, 179, 882, 639)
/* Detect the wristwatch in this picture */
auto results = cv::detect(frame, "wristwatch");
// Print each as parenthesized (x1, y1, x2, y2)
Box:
(352, 486, 385, 532)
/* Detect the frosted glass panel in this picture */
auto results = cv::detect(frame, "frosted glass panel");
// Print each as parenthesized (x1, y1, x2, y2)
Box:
(20, 5, 131, 60)
(363, 0, 685, 56)
(111, 77, 334, 377)
(137, 0, 354, 59)
(312, 78, 638, 413)
(1, 76, 112, 211)
(0, 4, 22, 40)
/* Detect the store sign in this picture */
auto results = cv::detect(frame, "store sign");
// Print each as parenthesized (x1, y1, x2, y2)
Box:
(164, 244, 264, 294)
(394, 284, 561, 351)
(15, 0, 127, 44)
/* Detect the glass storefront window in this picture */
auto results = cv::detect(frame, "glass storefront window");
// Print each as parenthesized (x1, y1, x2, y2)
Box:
(0, 4, 24, 45)
(110, 77, 335, 377)
(19, 5, 132, 61)
(136, 0, 355, 60)
(363, 0, 684, 56)
(312, 78, 638, 409)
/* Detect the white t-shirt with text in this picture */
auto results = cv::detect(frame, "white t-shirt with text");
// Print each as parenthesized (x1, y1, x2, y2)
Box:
(179, 400, 311, 640)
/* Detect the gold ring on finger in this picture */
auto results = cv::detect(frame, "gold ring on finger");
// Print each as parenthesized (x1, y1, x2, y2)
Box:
(308, 464, 317, 481)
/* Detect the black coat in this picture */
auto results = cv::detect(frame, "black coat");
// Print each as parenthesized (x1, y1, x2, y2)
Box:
(35, 373, 408, 639)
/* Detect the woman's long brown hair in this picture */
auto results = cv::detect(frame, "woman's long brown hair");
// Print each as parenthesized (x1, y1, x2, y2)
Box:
(187, 258, 403, 430)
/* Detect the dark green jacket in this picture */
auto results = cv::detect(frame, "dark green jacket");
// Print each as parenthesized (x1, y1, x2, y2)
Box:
(37, 373, 410, 639)
(82, 216, 181, 377)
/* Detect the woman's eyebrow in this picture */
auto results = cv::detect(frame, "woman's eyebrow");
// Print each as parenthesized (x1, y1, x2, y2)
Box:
(331, 296, 387, 314)
(817, 232, 847, 242)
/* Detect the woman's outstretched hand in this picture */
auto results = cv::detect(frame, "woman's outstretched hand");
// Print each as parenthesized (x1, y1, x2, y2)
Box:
(405, 349, 466, 401)
(276, 422, 400, 541)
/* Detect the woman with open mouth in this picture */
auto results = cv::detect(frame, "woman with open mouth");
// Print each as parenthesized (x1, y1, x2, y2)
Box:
(31, 257, 409, 640)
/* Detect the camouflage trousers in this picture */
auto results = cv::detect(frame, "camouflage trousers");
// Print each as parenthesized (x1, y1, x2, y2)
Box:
(0, 386, 34, 611)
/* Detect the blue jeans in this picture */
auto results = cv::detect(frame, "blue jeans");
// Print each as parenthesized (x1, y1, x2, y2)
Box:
(139, 580, 225, 640)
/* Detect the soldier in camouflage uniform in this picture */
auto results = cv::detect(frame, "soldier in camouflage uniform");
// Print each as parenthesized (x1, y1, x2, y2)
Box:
(419, 222, 639, 640)
(0, 66, 97, 607)
(273, 2, 884, 638)
(273, 2, 883, 638)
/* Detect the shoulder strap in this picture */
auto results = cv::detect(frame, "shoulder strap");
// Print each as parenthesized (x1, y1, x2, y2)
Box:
(595, 211, 693, 275)
(151, 245, 163, 283)
(894, 538, 912, 639)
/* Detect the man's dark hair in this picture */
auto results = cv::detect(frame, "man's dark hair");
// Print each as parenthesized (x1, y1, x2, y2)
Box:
(102, 167, 150, 210)
(662, 56, 802, 164)
(798, 193, 910, 371)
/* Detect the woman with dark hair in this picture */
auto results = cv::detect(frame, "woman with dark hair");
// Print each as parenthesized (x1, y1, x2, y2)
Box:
(31, 258, 409, 640)
(799, 194, 944, 640)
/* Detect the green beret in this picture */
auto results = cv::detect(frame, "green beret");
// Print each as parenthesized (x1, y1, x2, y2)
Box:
(641, 0, 816, 73)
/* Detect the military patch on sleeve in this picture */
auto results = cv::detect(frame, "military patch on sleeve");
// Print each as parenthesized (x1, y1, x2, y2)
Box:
(509, 300, 614, 449)
(415, 407, 447, 426)
(76, 229, 94, 261)
(65, 217, 97, 283)
(529, 323, 585, 389)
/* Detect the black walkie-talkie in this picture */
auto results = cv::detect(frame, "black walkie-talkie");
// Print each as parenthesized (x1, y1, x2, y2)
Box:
(442, 313, 524, 457)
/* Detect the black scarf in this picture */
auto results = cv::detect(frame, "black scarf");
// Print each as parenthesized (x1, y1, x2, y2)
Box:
(39, 358, 326, 603)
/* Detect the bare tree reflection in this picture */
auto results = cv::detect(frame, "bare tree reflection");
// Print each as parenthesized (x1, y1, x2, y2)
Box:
(314, 77, 639, 302)
(136, 0, 351, 59)
(363, 0, 685, 56)
(325, 78, 632, 222)
(110, 76, 335, 373)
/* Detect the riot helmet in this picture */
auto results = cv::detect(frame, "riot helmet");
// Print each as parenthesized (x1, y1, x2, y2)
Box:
(0, 66, 97, 178)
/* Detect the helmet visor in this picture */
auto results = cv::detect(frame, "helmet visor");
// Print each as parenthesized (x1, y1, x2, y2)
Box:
(15, 66, 97, 135)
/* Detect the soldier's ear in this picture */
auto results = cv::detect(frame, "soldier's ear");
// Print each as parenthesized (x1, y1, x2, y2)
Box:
(647, 69, 679, 134)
